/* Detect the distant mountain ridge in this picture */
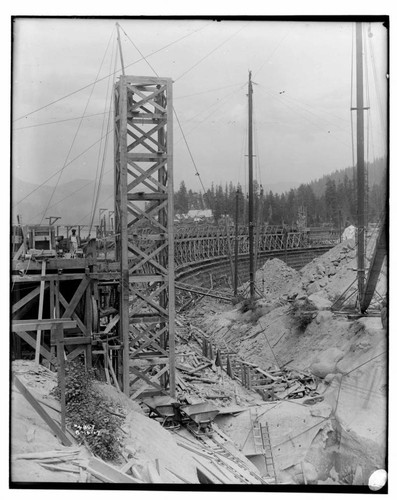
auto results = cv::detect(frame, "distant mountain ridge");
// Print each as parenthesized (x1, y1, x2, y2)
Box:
(12, 177, 114, 225)
(12, 157, 387, 225)
(307, 157, 387, 197)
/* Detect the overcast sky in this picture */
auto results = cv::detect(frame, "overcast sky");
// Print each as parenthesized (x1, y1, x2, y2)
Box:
(12, 18, 387, 203)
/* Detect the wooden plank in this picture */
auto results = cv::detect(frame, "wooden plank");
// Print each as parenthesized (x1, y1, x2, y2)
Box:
(35, 260, 46, 364)
(12, 284, 48, 315)
(14, 330, 52, 362)
(104, 314, 120, 334)
(11, 273, 88, 283)
(255, 367, 282, 382)
(130, 365, 169, 399)
(13, 374, 73, 446)
(193, 455, 224, 484)
(188, 362, 212, 374)
(58, 292, 88, 336)
(62, 277, 89, 319)
(164, 467, 193, 484)
(51, 336, 91, 346)
(87, 456, 142, 483)
(14, 448, 80, 460)
(120, 457, 136, 474)
(53, 323, 66, 431)
(107, 354, 121, 391)
(12, 319, 77, 332)
(67, 345, 86, 362)
(12, 242, 25, 261)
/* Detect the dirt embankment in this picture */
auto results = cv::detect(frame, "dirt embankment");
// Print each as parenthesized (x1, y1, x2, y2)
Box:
(11, 360, 199, 484)
(187, 239, 387, 485)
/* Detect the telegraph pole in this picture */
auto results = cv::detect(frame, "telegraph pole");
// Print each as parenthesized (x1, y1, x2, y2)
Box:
(355, 22, 366, 308)
(248, 71, 255, 301)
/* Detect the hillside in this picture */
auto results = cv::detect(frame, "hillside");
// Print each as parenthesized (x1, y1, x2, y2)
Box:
(185, 235, 387, 485)
(308, 157, 387, 198)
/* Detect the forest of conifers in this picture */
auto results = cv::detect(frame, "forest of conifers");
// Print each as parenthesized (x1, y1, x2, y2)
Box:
(174, 157, 387, 228)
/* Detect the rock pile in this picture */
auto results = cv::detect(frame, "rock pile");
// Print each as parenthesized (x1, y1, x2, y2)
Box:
(253, 258, 301, 301)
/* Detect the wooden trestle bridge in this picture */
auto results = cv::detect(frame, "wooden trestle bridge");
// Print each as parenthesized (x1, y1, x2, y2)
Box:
(11, 73, 337, 402)
(11, 222, 335, 394)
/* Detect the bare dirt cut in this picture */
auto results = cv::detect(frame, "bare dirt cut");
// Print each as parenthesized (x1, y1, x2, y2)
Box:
(186, 237, 387, 485)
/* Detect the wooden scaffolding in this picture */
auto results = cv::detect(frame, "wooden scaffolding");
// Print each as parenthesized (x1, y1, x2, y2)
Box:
(114, 75, 175, 398)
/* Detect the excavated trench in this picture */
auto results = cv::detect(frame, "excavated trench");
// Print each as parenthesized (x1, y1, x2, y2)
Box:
(181, 237, 387, 486)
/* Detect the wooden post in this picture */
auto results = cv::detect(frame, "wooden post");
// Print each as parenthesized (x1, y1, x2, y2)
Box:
(35, 260, 47, 365)
(85, 284, 93, 368)
(53, 323, 66, 432)
(247, 366, 252, 390)
(49, 280, 56, 365)
(248, 71, 255, 301)
(234, 189, 240, 296)
(118, 76, 130, 395)
(166, 78, 176, 398)
(225, 215, 235, 291)
(356, 22, 366, 308)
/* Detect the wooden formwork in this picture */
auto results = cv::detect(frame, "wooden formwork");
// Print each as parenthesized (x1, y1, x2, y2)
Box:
(11, 261, 96, 368)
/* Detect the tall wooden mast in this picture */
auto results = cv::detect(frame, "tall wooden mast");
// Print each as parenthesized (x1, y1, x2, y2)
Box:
(248, 70, 255, 301)
(355, 22, 366, 307)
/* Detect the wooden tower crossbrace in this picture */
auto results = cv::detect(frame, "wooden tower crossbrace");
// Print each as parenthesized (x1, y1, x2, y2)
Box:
(114, 75, 175, 398)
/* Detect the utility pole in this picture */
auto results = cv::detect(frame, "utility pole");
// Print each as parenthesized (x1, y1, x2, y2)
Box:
(116, 23, 125, 76)
(248, 70, 255, 301)
(234, 189, 239, 296)
(355, 22, 366, 307)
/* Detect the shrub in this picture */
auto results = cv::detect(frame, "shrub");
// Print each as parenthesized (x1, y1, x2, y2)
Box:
(290, 298, 317, 331)
(52, 361, 124, 461)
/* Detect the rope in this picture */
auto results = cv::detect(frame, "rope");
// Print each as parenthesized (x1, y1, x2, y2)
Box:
(88, 33, 118, 237)
(37, 28, 116, 225)
(174, 22, 249, 82)
(14, 129, 113, 208)
(13, 22, 212, 123)
(118, 23, 210, 206)
(13, 111, 111, 131)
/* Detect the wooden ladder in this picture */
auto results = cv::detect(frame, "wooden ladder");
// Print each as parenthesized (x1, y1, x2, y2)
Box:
(250, 408, 265, 455)
(261, 422, 277, 483)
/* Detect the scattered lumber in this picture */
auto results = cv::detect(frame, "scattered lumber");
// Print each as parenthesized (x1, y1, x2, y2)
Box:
(193, 455, 225, 484)
(165, 467, 193, 484)
(146, 461, 162, 483)
(14, 448, 80, 460)
(189, 362, 212, 374)
(12, 374, 73, 447)
(39, 463, 80, 474)
(254, 367, 283, 382)
(184, 374, 216, 384)
(86, 456, 143, 484)
(120, 457, 136, 474)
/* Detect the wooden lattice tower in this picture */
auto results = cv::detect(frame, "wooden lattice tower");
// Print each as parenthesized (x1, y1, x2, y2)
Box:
(114, 75, 175, 398)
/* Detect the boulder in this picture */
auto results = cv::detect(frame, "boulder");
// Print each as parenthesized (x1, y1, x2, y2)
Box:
(315, 311, 333, 324)
(308, 293, 332, 311)
(307, 282, 321, 296)
(310, 348, 345, 378)
(302, 461, 318, 484)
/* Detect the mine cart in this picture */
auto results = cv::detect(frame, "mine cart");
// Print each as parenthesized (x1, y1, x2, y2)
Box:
(142, 395, 181, 430)
(180, 402, 220, 436)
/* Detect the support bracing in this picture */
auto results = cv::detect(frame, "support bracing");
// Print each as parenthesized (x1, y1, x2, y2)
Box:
(114, 75, 175, 398)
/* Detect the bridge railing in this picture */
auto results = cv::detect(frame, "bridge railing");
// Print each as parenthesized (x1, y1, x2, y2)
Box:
(12, 223, 340, 267)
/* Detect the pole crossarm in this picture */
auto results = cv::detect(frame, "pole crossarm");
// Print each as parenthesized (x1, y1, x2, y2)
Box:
(114, 75, 175, 398)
